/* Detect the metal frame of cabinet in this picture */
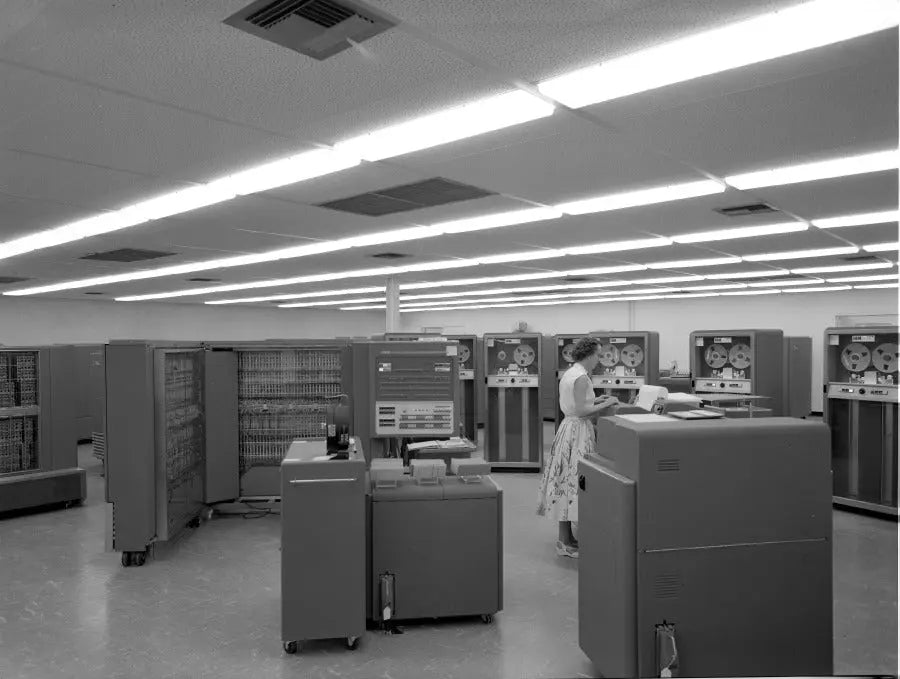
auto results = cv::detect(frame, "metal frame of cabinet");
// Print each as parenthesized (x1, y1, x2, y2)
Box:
(205, 341, 354, 499)
(105, 341, 206, 565)
(0, 345, 84, 514)
(445, 335, 478, 441)
(783, 336, 812, 418)
(824, 325, 898, 516)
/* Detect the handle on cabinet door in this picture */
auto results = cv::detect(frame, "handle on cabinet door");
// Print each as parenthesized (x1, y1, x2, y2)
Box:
(578, 475, 586, 491)
(289, 477, 356, 485)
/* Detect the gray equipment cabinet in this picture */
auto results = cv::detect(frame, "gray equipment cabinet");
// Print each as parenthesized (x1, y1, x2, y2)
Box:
(578, 416, 833, 678)
(690, 328, 785, 415)
(369, 475, 503, 623)
(593, 331, 660, 401)
(105, 341, 206, 566)
(0, 345, 85, 513)
(824, 326, 898, 516)
(204, 341, 353, 499)
(281, 448, 366, 653)
(483, 333, 543, 470)
(446, 335, 478, 441)
(783, 336, 812, 418)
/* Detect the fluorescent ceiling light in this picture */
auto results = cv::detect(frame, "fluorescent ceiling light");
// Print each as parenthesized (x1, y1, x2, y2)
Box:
(791, 262, 896, 274)
(812, 210, 899, 229)
(0, 211, 148, 261)
(564, 237, 672, 256)
(719, 289, 782, 296)
(338, 226, 444, 248)
(433, 207, 562, 234)
(557, 179, 724, 215)
(341, 305, 387, 310)
(475, 250, 565, 265)
(748, 278, 823, 287)
(647, 256, 742, 269)
(279, 296, 386, 308)
(704, 269, 791, 279)
(666, 292, 721, 299)
(826, 273, 899, 283)
(207, 148, 360, 195)
(537, 0, 899, 108)
(672, 221, 807, 244)
(743, 246, 859, 262)
(558, 265, 648, 276)
(855, 282, 900, 289)
(206, 286, 386, 305)
(783, 285, 853, 293)
(334, 90, 554, 161)
(725, 149, 899, 190)
(677, 283, 748, 291)
(622, 275, 703, 285)
(862, 242, 899, 253)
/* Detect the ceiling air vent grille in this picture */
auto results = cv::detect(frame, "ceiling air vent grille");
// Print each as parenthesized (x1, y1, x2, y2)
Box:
(842, 254, 879, 262)
(80, 248, 175, 263)
(225, 0, 395, 61)
(187, 277, 221, 282)
(370, 252, 409, 260)
(563, 276, 592, 283)
(0, 276, 30, 285)
(715, 203, 779, 217)
(319, 178, 495, 216)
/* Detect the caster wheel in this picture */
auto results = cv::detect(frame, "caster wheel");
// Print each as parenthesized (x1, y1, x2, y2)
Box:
(346, 636, 359, 650)
(132, 551, 147, 567)
(480, 614, 493, 624)
(283, 641, 299, 654)
(188, 516, 201, 529)
(121, 552, 132, 567)
(202, 507, 214, 521)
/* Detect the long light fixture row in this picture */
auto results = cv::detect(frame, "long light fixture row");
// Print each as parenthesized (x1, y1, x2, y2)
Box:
(1, 0, 897, 271)
(340, 283, 897, 313)
(267, 268, 899, 309)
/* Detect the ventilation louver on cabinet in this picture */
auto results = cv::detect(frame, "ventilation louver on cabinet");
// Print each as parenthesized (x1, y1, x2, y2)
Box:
(319, 178, 495, 216)
(224, 0, 396, 61)
(654, 574, 683, 598)
(657, 459, 681, 472)
(80, 248, 176, 263)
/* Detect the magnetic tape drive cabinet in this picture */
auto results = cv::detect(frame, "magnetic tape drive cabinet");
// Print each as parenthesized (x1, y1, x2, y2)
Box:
(483, 333, 543, 469)
(351, 340, 460, 460)
(592, 332, 660, 402)
(105, 341, 206, 567)
(203, 340, 354, 500)
(824, 326, 898, 516)
(445, 335, 478, 441)
(690, 329, 784, 416)
(0, 345, 84, 514)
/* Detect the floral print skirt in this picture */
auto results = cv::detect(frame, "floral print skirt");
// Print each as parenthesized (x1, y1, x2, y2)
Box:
(536, 416, 595, 523)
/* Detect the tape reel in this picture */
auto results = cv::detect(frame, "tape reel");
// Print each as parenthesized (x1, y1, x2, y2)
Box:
(561, 343, 576, 364)
(458, 345, 471, 365)
(728, 344, 752, 370)
(873, 343, 898, 373)
(840, 342, 871, 372)
(704, 344, 728, 369)
(513, 344, 536, 367)
(598, 344, 619, 368)
(496, 350, 507, 362)
(620, 344, 645, 368)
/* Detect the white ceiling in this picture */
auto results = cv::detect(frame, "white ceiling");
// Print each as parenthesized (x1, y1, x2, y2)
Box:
(0, 0, 896, 305)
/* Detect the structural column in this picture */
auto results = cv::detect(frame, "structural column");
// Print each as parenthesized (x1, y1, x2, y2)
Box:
(385, 276, 400, 332)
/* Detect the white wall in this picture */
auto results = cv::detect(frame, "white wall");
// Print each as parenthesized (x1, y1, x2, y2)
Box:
(401, 289, 899, 411)
(0, 297, 385, 346)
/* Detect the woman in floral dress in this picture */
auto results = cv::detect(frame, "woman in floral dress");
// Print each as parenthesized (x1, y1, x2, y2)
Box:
(537, 336, 619, 558)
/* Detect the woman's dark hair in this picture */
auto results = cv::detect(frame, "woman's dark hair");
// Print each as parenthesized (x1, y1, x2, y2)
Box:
(571, 336, 600, 362)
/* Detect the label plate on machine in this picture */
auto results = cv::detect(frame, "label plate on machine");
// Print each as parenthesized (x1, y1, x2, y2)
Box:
(487, 375, 539, 387)
(693, 378, 752, 393)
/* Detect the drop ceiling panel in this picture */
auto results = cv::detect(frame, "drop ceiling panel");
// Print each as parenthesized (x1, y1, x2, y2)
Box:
(265, 163, 434, 205)
(0, 194, 92, 241)
(601, 33, 899, 175)
(703, 229, 851, 257)
(374, 0, 797, 83)
(395, 115, 699, 203)
(755, 172, 899, 220)
(0, 150, 184, 217)
(0, 2, 494, 139)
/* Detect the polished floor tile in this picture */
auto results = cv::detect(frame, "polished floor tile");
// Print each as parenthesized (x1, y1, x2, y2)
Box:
(0, 441, 896, 679)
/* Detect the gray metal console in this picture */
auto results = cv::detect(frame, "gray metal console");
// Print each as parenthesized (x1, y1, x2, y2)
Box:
(578, 415, 833, 677)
